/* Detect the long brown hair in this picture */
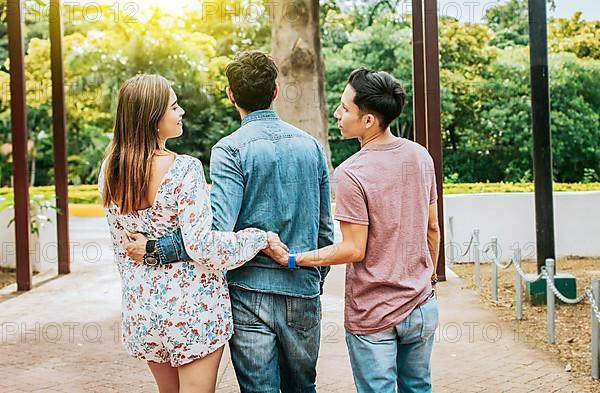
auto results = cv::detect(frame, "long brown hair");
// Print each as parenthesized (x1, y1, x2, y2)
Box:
(102, 74, 171, 215)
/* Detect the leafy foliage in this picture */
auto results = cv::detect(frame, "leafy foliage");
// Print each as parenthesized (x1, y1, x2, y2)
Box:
(0, 0, 597, 185)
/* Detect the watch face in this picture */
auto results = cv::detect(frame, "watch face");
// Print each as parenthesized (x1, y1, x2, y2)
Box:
(144, 255, 159, 267)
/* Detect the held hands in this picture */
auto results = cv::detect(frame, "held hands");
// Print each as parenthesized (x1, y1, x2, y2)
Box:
(124, 232, 148, 263)
(124, 230, 291, 266)
(263, 232, 289, 266)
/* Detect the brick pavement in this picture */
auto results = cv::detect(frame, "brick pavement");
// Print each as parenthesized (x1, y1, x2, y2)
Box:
(0, 218, 594, 392)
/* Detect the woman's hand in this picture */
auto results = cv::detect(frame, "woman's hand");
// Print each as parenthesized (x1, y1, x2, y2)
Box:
(263, 232, 289, 266)
(124, 232, 148, 264)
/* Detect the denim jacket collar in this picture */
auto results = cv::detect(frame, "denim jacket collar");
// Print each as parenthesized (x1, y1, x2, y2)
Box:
(241, 109, 279, 126)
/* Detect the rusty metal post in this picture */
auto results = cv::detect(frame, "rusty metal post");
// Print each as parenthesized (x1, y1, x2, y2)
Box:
(411, 0, 427, 147)
(50, 0, 71, 274)
(423, 0, 445, 280)
(7, 0, 32, 291)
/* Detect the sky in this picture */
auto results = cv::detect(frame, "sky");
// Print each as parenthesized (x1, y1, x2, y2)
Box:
(435, 0, 599, 23)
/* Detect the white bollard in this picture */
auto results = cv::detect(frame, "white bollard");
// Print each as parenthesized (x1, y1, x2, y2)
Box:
(546, 258, 555, 344)
(473, 228, 480, 288)
(515, 248, 523, 320)
(592, 279, 600, 379)
(448, 216, 455, 263)
(491, 237, 498, 302)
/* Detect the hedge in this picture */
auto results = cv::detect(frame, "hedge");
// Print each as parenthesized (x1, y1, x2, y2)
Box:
(0, 185, 100, 204)
(444, 182, 600, 194)
(0, 183, 598, 205)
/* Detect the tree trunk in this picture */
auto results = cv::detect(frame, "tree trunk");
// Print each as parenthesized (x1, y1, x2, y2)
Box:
(271, 0, 332, 169)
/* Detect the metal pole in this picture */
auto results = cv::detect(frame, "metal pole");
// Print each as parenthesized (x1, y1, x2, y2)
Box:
(7, 0, 32, 291)
(50, 0, 71, 275)
(592, 279, 600, 379)
(546, 258, 555, 344)
(528, 0, 556, 274)
(447, 216, 454, 263)
(423, 0, 445, 281)
(491, 237, 498, 302)
(411, 0, 427, 147)
(515, 247, 523, 320)
(474, 228, 480, 288)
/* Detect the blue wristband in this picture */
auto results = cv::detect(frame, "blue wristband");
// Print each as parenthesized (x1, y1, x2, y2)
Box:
(287, 250, 297, 269)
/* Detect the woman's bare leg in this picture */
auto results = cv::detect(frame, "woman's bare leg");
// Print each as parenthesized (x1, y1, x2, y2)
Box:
(178, 346, 225, 393)
(148, 361, 179, 393)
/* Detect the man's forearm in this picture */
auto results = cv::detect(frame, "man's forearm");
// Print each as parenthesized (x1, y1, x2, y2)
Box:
(156, 228, 192, 265)
(427, 225, 441, 272)
(297, 241, 363, 267)
(317, 223, 334, 285)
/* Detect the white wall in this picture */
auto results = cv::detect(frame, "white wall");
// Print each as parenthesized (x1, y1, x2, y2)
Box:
(0, 192, 597, 269)
(0, 203, 58, 273)
(444, 191, 600, 262)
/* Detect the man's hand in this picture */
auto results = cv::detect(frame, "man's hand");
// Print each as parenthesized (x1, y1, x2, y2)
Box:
(124, 232, 148, 263)
(431, 273, 438, 294)
(263, 232, 289, 266)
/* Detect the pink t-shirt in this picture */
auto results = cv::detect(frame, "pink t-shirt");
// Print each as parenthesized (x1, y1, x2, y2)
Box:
(333, 138, 437, 335)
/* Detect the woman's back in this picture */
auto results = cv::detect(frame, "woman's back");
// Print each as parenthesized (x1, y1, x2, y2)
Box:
(100, 154, 188, 246)
(138, 152, 177, 211)
(99, 154, 254, 366)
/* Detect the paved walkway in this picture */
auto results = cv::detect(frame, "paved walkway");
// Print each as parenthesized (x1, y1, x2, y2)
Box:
(0, 218, 591, 392)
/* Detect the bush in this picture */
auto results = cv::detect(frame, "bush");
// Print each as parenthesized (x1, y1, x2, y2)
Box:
(0, 185, 100, 204)
(0, 183, 597, 206)
(444, 182, 600, 194)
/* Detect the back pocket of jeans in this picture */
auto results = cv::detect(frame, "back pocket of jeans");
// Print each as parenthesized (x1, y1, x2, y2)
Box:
(230, 288, 262, 326)
(285, 297, 320, 331)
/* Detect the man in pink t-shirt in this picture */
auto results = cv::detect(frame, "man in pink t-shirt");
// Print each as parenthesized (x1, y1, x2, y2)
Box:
(274, 68, 441, 392)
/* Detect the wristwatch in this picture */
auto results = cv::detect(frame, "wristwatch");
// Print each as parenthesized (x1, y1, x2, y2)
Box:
(143, 239, 160, 267)
(287, 250, 298, 269)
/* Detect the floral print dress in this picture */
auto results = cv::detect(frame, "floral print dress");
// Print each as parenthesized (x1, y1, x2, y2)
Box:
(99, 154, 267, 367)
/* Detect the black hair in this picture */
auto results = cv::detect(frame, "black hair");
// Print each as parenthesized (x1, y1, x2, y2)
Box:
(347, 68, 406, 129)
(225, 51, 278, 112)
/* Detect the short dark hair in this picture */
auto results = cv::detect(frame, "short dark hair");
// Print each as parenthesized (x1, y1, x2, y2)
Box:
(225, 51, 278, 112)
(347, 68, 406, 129)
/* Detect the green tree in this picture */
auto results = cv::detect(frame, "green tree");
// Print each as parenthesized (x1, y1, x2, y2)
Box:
(323, 16, 413, 167)
(439, 18, 497, 155)
(0, 0, 597, 185)
(484, 0, 529, 48)
(549, 12, 600, 59)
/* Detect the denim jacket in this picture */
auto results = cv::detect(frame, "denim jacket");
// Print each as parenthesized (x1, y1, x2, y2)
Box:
(156, 110, 334, 298)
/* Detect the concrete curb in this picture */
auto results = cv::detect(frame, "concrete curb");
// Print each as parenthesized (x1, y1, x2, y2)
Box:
(68, 204, 104, 217)
(68, 203, 337, 217)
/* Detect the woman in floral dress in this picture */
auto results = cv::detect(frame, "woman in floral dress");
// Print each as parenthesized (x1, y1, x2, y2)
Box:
(99, 74, 284, 393)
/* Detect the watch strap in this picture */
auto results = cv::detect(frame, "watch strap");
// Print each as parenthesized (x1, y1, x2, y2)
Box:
(287, 250, 297, 269)
(145, 239, 157, 253)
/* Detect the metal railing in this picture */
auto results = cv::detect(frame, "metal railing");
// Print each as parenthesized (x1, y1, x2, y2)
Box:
(456, 229, 600, 379)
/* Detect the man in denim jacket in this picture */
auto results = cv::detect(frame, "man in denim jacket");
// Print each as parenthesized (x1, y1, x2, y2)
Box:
(125, 51, 333, 392)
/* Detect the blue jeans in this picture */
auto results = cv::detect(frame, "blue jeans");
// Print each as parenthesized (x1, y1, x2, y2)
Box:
(228, 286, 321, 393)
(345, 295, 439, 393)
